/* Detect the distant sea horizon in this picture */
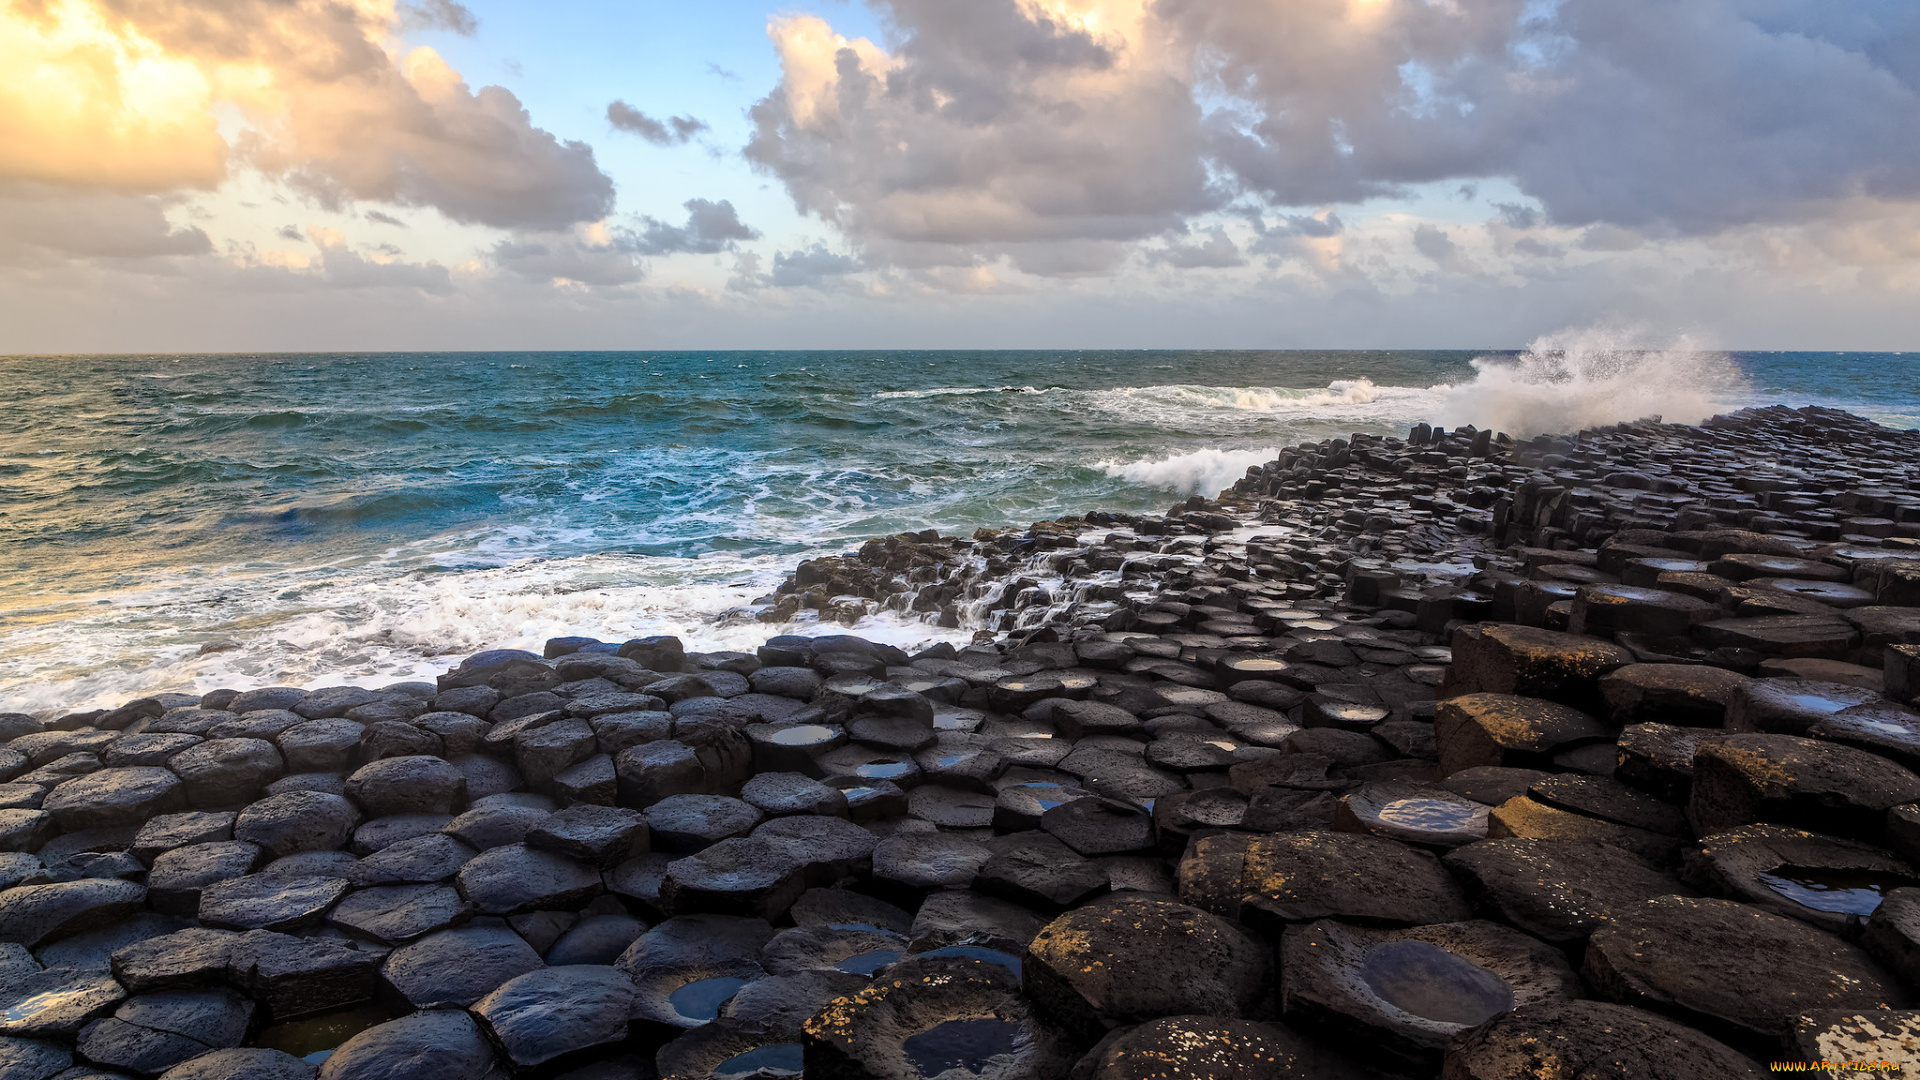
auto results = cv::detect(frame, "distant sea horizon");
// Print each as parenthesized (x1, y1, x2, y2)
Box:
(3, 345, 1915, 712)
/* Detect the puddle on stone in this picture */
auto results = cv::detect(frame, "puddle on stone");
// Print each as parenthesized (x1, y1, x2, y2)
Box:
(669, 976, 750, 1023)
(1322, 703, 1390, 724)
(936, 755, 967, 768)
(714, 1043, 804, 1078)
(903, 1017, 1021, 1077)
(1759, 866, 1915, 916)
(254, 1003, 403, 1064)
(768, 725, 838, 746)
(917, 946, 1022, 978)
(1358, 940, 1514, 1027)
(836, 949, 903, 976)
(1375, 798, 1485, 832)
(857, 761, 913, 780)
(829, 922, 887, 933)
(1, 981, 111, 1026)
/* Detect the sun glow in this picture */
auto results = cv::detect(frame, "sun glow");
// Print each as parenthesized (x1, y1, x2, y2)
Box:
(0, 0, 225, 189)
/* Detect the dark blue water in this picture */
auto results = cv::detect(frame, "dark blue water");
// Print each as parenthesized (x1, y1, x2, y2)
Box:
(0, 347, 1912, 710)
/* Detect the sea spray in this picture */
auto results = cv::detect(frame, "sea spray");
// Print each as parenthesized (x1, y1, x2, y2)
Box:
(1434, 327, 1749, 437)
(1097, 446, 1283, 494)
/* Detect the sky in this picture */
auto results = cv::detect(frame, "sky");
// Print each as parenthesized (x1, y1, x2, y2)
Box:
(3, 0, 1919, 351)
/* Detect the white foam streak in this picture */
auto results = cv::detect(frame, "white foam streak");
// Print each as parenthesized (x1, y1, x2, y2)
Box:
(1096, 446, 1282, 495)
(873, 385, 1046, 399)
(1434, 327, 1749, 438)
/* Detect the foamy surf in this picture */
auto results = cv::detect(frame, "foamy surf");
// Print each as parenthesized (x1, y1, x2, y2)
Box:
(0, 550, 974, 713)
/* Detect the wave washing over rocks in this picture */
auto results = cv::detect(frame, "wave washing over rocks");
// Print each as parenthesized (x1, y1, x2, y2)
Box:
(4, 403, 1920, 1079)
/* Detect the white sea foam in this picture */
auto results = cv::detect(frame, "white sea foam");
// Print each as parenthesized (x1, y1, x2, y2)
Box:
(1096, 446, 1283, 495)
(1434, 327, 1750, 438)
(0, 550, 972, 714)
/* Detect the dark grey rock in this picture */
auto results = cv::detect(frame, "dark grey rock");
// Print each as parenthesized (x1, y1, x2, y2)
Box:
(166, 740, 283, 807)
(0, 880, 149, 948)
(380, 924, 544, 1008)
(472, 965, 635, 1069)
(454, 844, 601, 915)
(233, 792, 360, 859)
(343, 757, 465, 817)
(195, 874, 348, 932)
(313, 1008, 500, 1080)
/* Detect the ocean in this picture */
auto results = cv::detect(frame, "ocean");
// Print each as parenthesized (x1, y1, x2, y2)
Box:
(3, 342, 1916, 712)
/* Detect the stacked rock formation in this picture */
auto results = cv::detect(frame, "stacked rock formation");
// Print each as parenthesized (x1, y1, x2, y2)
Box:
(1, 403, 1919, 1079)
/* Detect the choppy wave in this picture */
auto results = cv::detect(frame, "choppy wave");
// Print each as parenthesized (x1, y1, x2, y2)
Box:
(873, 385, 1049, 399)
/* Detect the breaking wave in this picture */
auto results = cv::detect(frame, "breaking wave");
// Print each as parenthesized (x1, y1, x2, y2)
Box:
(1435, 327, 1750, 438)
(1097, 446, 1283, 495)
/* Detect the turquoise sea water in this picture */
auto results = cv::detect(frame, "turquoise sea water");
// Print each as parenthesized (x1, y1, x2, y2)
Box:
(1, 347, 1914, 710)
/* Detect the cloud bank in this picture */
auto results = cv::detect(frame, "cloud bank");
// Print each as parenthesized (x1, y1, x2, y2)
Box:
(744, 0, 1920, 271)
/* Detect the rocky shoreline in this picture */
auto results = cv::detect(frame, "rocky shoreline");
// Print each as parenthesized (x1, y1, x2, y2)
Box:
(4, 403, 1920, 1079)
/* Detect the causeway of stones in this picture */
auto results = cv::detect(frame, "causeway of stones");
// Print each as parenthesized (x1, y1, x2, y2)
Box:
(1, 403, 1920, 1079)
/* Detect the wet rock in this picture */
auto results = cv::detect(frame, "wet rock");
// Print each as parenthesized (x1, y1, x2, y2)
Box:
(1441, 999, 1765, 1080)
(741, 772, 849, 817)
(455, 844, 601, 915)
(343, 757, 465, 817)
(358, 722, 440, 762)
(1442, 624, 1633, 711)
(380, 924, 544, 1009)
(350, 815, 451, 856)
(1438, 766, 1547, 807)
(871, 832, 992, 902)
(34, 910, 185, 972)
(762, 922, 906, 978)
(0, 809, 56, 853)
(1280, 918, 1579, 1069)
(1599, 663, 1750, 727)
(314, 1008, 501, 1080)
(102, 734, 203, 769)
(355, 833, 476, 885)
(1583, 895, 1906, 1048)
(801, 956, 1076, 1080)
(1179, 831, 1470, 931)
(972, 832, 1109, 913)
(1444, 837, 1686, 945)
(157, 1048, 317, 1080)
(444, 798, 550, 851)
(1725, 678, 1886, 735)
(909, 890, 1045, 957)
(660, 837, 806, 920)
(1685, 823, 1915, 932)
(618, 914, 773, 1031)
(109, 927, 239, 993)
(0, 968, 126, 1037)
(1025, 895, 1268, 1039)
(43, 769, 184, 832)
(1039, 797, 1153, 857)
(130, 813, 236, 865)
(1333, 781, 1489, 848)
(1434, 694, 1612, 777)
(224, 930, 379, 1020)
(193, 870, 349, 932)
(1486, 794, 1680, 864)
(646, 795, 763, 853)
(233, 792, 360, 859)
(526, 805, 648, 867)
(545, 914, 646, 967)
(1690, 732, 1920, 838)
(74, 987, 253, 1075)
(328, 884, 470, 946)
(166, 740, 284, 808)
(472, 965, 635, 1070)
(0, 1038, 73, 1080)
(1529, 773, 1688, 834)
(1075, 1014, 1381, 1080)
(144, 841, 263, 917)
(0, 880, 149, 948)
